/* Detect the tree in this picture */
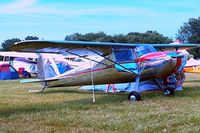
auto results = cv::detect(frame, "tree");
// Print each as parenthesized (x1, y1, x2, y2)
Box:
(1, 38, 21, 51)
(127, 31, 172, 44)
(112, 34, 128, 43)
(65, 33, 83, 41)
(64, 31, 172, 44)
(25, 36, 39, 40)
(82, 32, 107, 41)
(176, 17, 200, 43)
(65, 32, 107, 42)
(176, 17, 200, 57)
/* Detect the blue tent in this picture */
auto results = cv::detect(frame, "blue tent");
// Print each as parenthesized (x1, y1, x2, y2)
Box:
(0, 64, 19, 80)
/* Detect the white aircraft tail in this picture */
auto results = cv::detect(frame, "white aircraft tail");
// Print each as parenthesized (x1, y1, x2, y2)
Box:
(37, 54, 61, 79)
(37, 54, 104, 80)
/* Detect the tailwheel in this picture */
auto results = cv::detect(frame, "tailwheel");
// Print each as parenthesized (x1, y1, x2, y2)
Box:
(128, 91, 141, 101)
(163, 87, 175, 96)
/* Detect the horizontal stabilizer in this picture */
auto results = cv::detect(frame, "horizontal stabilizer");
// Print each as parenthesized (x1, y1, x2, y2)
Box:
(20, 78, 58, 83)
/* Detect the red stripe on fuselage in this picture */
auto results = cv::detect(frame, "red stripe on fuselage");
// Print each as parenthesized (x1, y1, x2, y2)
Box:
(136, 52, 168, 62)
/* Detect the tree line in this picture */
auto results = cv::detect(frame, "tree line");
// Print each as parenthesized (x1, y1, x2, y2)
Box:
(1, 36, 39, 51)
(2, 17, 200, 57)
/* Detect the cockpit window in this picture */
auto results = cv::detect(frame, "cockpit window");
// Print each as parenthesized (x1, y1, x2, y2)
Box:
(113, 49, 134, 62)
(134, 45, 156, 57)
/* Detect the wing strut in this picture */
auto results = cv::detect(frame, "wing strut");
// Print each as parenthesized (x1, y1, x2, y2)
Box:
(89, 53, 96, 103)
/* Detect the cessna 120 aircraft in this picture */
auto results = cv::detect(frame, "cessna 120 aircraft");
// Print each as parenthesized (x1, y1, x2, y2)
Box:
(10, 40, 200, 101)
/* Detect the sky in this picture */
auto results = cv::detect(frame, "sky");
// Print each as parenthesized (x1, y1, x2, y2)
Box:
(0, 0, 200, 44)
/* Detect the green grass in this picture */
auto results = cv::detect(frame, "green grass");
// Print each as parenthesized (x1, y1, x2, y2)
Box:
(1, 73, 200, 132)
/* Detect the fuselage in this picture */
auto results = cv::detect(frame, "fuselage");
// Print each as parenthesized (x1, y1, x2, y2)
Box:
(45, 50, 182, 87)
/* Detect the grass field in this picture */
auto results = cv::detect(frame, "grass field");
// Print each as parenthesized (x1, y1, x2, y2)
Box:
(1, 73, 200, 132)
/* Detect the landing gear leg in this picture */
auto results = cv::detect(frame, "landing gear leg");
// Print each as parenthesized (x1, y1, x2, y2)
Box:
(40, 86, 47, 92)
(154, 79, 175, 96)
(128, 75, 141, 101)
(40, 82, 47, 92)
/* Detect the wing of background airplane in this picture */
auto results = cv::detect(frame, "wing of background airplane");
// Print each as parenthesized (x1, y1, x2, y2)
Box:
(152, 44, 200, 51)
(0, 51, 39, 58)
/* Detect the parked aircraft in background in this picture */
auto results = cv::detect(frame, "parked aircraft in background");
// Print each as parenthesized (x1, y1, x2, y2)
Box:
(10, 40, 200, 101)
(184, 58, 200, 73)
(0, 52, 38, 77)
(170, 40, 200, 73)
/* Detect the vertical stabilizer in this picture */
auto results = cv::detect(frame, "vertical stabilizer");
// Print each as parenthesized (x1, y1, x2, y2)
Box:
(37, 54, 61, 79)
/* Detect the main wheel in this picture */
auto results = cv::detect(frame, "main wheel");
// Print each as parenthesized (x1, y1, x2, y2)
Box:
(128, 91, 141, 101)
(163, 87, 175, 96)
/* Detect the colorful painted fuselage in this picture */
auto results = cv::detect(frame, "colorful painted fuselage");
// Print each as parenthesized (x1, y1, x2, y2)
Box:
(45, 51, 183, 87)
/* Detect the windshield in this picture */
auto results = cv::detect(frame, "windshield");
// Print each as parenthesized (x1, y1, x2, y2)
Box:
(134, 45, 156, 57)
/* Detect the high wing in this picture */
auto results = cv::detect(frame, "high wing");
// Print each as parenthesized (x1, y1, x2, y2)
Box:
(10, 40, 200, 54)
(10, 40, 138, 55)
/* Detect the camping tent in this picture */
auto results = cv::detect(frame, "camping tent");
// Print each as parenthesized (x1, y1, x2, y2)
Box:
(0, 64, 19, 80)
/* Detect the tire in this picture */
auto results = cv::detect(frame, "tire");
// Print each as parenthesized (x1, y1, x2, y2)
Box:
(163, 87, 175, 96)
(25, 72, 31, 78)
(128, 91, 141, 101)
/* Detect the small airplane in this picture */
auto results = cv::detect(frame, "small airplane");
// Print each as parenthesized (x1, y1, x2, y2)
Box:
(0, 51, 41, 78)
(9, 40, 200, 101)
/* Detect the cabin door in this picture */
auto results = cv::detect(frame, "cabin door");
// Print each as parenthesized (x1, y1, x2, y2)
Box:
(112, 48, 138, 74)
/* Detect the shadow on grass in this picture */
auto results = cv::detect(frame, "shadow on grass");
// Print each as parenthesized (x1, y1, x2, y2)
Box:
(1, 87, 200, 118)
(28, 84, 200, 99)
(184, 80, 200, 83)
(41, 88, 168, 102)
(0, 91, 128, 118)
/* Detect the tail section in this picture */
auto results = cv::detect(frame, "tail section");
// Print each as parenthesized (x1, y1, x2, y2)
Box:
(37, 54, 61, 79)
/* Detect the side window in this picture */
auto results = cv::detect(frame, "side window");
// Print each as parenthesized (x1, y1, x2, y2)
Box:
(113, 49, 134, 62)
(3, 56, 10, 61)
(134, 45, 156, 57)
(113, 48, 138, 73)
(9, 67, 16, 72)
(135, 46, 148, 57)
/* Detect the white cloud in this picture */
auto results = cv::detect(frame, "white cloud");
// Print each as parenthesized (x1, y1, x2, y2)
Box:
(0, 1, 166, 17)
(0, 0, 37, 14)
(0, 0, 199, 42)
(0, 0, 198, 19)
